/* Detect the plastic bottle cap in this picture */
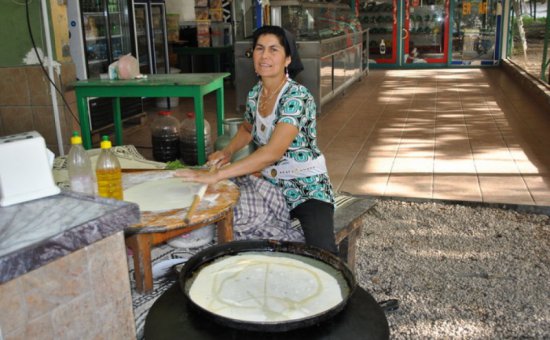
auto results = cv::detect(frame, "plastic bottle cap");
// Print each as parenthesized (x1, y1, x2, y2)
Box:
(71, 131, 82, 145)
(100, 135, 112, 149)
(186, 112, 195, 118)
(159, 111, 172, 116)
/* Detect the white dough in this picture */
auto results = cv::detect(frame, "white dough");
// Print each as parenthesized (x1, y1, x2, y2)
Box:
(123, 178, 202, 212)
(188, 252, 346, 322)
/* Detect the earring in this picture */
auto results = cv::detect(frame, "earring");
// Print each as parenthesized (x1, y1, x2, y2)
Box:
(285, 66, 289, 79)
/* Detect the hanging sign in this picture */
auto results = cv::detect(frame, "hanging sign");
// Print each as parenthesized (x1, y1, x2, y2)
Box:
(462, 2, 472, 15)
(479, 1, 488, 14)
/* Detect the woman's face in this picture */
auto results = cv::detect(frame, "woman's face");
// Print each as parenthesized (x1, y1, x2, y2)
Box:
(253, 33, 291, 79)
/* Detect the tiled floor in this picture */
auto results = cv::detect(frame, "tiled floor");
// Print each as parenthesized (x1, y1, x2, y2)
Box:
(123, 68, 550, 206)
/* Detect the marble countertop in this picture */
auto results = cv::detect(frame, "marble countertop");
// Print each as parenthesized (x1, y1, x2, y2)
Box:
(0, 191, 140, 284)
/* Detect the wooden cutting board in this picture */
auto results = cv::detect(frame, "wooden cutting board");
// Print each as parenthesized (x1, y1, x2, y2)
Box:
(122, 170, 240, 234)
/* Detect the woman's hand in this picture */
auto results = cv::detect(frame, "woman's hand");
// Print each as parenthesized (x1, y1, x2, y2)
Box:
(174, 167, 220, 185)
(207, 150, 232, 167)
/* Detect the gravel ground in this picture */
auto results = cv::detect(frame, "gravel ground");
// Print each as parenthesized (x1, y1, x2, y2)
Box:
(355, 199, 550, 339)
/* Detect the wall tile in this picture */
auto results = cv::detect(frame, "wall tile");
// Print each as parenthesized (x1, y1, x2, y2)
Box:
(59, 62, 77, 89)
(0, 107, 34, 135)
(0, 232, 134, 339)
(0, 279, 27, 335)
(51, 293, 98, 339)
(21, 242, 89, 320)
(58, 64, 77, 150)
(64, 104, 80, 135)
(0, 65, 80, 149)
(96, 294, 137, 339)
(26, 67, 52, 106)
(21, 313, 55, 340)
(61, 89, 76, 106)
(32, 106, 64, 150)
(60, 90, 80, 146)
(22, 271, 86, 321)
(90, 234, 133, 307)
(0, 68, 30, 106)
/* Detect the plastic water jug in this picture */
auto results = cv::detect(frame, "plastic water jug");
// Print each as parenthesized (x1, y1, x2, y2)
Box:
(179, 112, 212, 165)
(151, 111, 180, 162)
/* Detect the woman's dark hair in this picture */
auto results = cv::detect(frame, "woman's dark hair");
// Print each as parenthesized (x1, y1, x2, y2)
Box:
(252, 25, 291, 56)
(252, 25, 304, 78)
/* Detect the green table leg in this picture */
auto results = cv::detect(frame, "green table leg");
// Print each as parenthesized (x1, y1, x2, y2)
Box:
(113, 98, 123, 146)
(193, 94, 206, 165)
(77, 94, 92, 149)
(216, 85, 225, 136)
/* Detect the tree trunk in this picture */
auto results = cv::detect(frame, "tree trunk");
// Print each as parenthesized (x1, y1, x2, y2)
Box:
(513, 0, 529, 64)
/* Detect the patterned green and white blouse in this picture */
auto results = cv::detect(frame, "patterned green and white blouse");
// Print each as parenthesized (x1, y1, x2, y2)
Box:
(244, 79, 335, 210)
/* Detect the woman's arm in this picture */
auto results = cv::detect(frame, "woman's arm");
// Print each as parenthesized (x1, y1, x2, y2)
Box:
(176, 122, 299, 184)
(208, 121, 253, 166)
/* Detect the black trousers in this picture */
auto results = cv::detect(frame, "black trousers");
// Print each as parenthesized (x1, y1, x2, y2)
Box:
(290, 199, 338, 254)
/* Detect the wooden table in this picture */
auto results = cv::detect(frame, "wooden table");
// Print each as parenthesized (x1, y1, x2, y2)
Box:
(73, 73, 230, 164)
(124, 173, 240, 293)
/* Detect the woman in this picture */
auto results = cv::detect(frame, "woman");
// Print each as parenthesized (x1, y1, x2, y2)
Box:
(176, 25, 337, 253)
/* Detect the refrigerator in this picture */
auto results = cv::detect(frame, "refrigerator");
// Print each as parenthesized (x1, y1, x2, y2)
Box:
(133, 0, 169, 75)
(68, 0, 143, 132)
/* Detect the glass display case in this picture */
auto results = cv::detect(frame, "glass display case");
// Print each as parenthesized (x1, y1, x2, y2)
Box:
(452, 0, 499, 62)
(234, 0, 368, 113)
(68, 0, 144, 132)
(69, 0, 134, 79)
(271, 0, 362, 40)
(359, 0, 396, 63)
(134, 0, 169, 75)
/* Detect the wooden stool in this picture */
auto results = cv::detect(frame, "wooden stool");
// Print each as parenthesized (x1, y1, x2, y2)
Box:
(333, 195, 376, 270)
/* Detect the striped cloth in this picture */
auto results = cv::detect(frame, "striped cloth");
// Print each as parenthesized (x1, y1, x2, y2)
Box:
(231, 175, 358, 241)
(231, 175, 305, 242)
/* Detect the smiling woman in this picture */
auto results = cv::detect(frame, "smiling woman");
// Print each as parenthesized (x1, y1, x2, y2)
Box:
(175, 25, 338, 254)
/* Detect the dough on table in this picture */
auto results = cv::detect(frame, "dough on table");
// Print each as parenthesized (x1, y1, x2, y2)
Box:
(123, 178, 202, 212)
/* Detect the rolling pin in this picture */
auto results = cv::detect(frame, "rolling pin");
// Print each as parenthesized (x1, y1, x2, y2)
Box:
(183, 163, 218, 224)
(183, 183, 208, 224)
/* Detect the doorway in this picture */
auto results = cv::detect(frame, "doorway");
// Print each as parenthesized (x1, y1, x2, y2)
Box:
(360, 0, 451, 66)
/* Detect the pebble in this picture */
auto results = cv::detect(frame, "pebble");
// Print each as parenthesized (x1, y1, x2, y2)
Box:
(355, 199, 550, 339)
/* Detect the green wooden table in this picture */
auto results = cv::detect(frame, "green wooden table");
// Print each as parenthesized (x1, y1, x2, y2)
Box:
(73, 73, 230, 164)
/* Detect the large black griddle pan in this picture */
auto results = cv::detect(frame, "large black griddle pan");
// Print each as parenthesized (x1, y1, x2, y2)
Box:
(179, 239, 357, 332)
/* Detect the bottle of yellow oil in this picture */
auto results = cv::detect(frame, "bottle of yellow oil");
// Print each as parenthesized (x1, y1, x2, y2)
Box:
(96, 135, 123, 200)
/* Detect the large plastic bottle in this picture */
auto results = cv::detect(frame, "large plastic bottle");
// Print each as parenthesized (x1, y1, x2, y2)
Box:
(380, 39, 386, 55)
(179, 112, 212, 166)
(151, 111, 180, 162)
(214, 118, 255, 162)
(67, 131, 95, 195)
(96, 135, 123, 200)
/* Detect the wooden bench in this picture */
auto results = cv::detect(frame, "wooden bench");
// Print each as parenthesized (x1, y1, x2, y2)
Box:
(333, 195, 376, 270)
